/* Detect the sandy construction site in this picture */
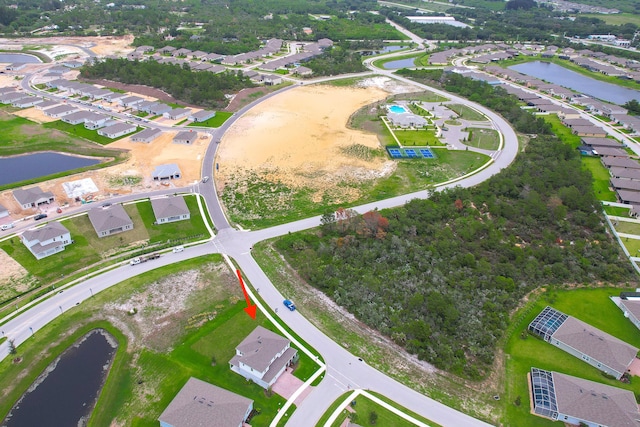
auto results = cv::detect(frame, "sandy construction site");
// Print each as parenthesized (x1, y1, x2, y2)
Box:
(216, 78, 414, 202)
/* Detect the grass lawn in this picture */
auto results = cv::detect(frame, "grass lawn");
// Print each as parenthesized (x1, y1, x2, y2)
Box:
(390, 92, 448, 103)
(543, 115, 582, 148)
(135, 111, 149, 118)
(583, 12, 640, 26)
(0, 255, 320, 427)
(622, 236, 640, 254)
(604, 205, 632, 216)
(393, 128, 443, 146)
(43, 121, 139, 146)
(187, 111, 233, 128)
(372, 53, 419, 69)
(447, 104, 486, 121)
(329, 394, 423, 427)
(580, 157, 617, 202)
(614, 220, 640, 235)
(503, 287, 640, 427)
(133, 196, 210, 244)
(221, 149, 490, 229)
(465, 128, 500, 150)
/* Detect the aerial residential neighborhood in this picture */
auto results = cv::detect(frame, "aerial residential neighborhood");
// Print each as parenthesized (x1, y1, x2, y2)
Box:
(3, 0, 640, 426)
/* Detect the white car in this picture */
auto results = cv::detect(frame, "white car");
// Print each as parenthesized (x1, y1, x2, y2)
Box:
(172, 246, 184, 253)
(1, 223, 15, 231)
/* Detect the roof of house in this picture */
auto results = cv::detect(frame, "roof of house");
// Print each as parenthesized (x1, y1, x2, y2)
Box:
(159, 377, 252, 427)
(151, 196, 189, 219)
(593, 147, 628, 157)
(152, 163, 182, 179)
(43, 104, 77, 115)
(174, 131, 196, 141)
(87, 204, 133, 233)
(581, 137, 623, 148)
(167, 107, 191, 117)
(620, 299, 640, 323)
(231, 326, 290, 373)
(611, 178, 640, 191)
(13, 186, 54, 205)
(603, 157, 640, 169)
(133, 127, 162, 140)
(190, 110, 215, 120)
(552, 316, 638, 374)
(100, 122, 136, 135)
(610, 167, 640, 180)
(618, 189, 640, 204)
(553, 371, 640, 426)
(23, 221, 69, 243)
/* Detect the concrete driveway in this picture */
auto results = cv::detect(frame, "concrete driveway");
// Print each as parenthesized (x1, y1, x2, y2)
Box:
(272, 368, 313, 406)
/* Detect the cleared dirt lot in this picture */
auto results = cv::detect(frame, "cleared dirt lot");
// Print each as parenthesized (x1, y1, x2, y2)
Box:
(216, 79, 412, 203)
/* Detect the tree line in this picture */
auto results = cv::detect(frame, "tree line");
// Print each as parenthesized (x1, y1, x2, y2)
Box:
(80, 58, 254, 108)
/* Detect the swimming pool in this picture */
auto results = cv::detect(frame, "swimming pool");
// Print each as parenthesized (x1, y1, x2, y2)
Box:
(388, 105, 408, 114)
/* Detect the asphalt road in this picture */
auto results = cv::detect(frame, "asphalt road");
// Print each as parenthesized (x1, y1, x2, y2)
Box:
(0, 42, 519, 426)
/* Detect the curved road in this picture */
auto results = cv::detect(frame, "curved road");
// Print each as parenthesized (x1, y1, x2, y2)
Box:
(0, 42, 519, 427)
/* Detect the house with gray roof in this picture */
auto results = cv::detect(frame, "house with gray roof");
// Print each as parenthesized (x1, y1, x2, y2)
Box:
(35, 100, 58, 110)
(22, 221, 71, 260)
(132, 127, 162, 143)
(529, 306, 638, 380)
(147, 103, 172, 116)
(164, 108, 192, 120)
(613, 293, 640, 332)
(62, 110, 92, 125)
(43, 104, 77, 118)
(87, 204, 133, 238)
(13, 186, 55, 209)
(189, 110, 216, 122)
(97, 122, 137, 139)
(529, 367, 640, 426)
(173, 131, 197, 145)
(610, 167, 640, 180)
(611, 178, 640, 192)
(602, 157, 640, 170)
(152, 163, 181, 180)
(158, 377, 253, 427)
(229, 325, 298, 389)
(151, 196, 190, 224)
(617, 189, 640, 205)
(387, 112, 428, 129)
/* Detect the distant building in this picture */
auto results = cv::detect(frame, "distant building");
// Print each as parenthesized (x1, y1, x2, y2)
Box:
(529, 367, 640, 426)
(87, 205, 134, 238)
(158, 377, 253, 427)
(189, 110, 216, 122)
(229, 326, 298, 389)
(132, 128, 162, 143)
(22, 221, 72, 260)
(151, 196, 190, 224)
(13, 187, 55, 210)
(528, 306, 638, 380)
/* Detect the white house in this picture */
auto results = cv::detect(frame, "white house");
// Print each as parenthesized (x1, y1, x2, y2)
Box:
(189, 110, 216, 122)
(163, 108, 191, 120)
(97, 122, 137, 139)
(13, 187, 55, 209)
(229, 326, 298, 389)
(87, 205, 134, 238)
(132, 128, 162, 143)
(22, 221, 72, 259)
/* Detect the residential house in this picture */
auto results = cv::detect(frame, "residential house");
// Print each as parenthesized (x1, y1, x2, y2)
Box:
(189, 110, 216, 122)
(43, 104, 77, 118)
(152, 163, 182, 181)
(13, 186, 55, 209)
(118, 95, 145, 108)
(602, 157, 640, 169)
(158, 377, 253, 427)
(132, 128, 162, 143)
(262, 74, 283, 86)
(151, 196, 190, 224)
(97, 122, 137, 139)
(147, 103, 172, 116)
(293, 66, 312, 76)
(387, 112, 428, 128)
(611, 178, 640, 191)
(35, 100, 58, 110)
(614, 293, 640, 331)
(609, 167, 640, 180)
(163, 108, 191, 120)
(62, 111, 92, 125)
(617, 189, 640, 205)
(528, 306, 638, 379)
(158, 46, 177, 55)
(11, 97, 42, 108)
(173, 131, 197, 144)
(529, 367, 640, 426)
(87, 205, 133, 238)
(22, 221, 72, 260)
(229, 325, 298, 389)
(83, 113, 111, 130)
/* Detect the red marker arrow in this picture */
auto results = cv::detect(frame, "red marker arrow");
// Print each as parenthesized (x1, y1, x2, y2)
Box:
(237, 269, 257, 319)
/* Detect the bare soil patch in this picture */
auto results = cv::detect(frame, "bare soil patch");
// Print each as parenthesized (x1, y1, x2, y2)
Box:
(216, 80, 408, 204)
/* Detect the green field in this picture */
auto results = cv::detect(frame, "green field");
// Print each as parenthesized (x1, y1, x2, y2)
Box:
(504, 287, 640, 427)
(187, 111, 233, 128)
(614, 220, 640, 235)
(393, 128, 443, 146)
(43, 121, 139, 145)
(0, 256, 318, 427)
(447, 104, 487, 121)
(465, 128, 500, 150)
(583, 12, 640, 26)
(580, 157, 617, 202)
(604, 205, 632, 216)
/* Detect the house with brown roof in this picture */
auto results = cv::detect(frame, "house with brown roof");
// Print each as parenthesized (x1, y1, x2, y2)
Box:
(529, 367, 640, 426)
(229, 326, 298, 389)
(529, 307, 638, 380)
(22, 221, 72, 259)
(159, 377, 253, 427)
(87, 204, 133, 238)
(151, 196, 190, 224)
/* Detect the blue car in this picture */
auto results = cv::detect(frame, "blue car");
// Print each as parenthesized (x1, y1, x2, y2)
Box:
(283, 299, 296, 311)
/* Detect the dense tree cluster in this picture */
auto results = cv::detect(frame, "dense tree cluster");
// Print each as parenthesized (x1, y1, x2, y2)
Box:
(302, 44, 367, 76)
(276, 135, 636, 378)
(80, 58, 254, 108)
(397, 69, 552, 134)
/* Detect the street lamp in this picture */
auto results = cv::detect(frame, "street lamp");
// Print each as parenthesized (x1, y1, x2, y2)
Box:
(90, 288, 93, 297)
(59, 306, 63, 314)
(29, 327, 33, 336)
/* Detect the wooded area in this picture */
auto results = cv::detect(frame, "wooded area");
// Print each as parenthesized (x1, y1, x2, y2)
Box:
(80, 58, 254, 108)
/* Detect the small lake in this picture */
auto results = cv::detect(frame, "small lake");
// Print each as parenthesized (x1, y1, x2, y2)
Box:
(509, 61, 640, 105)
(384, 57, 417, 69)
(3, 330, 117, 427)
(0, 53, 41, 63)
(0, 152, 101, 186)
